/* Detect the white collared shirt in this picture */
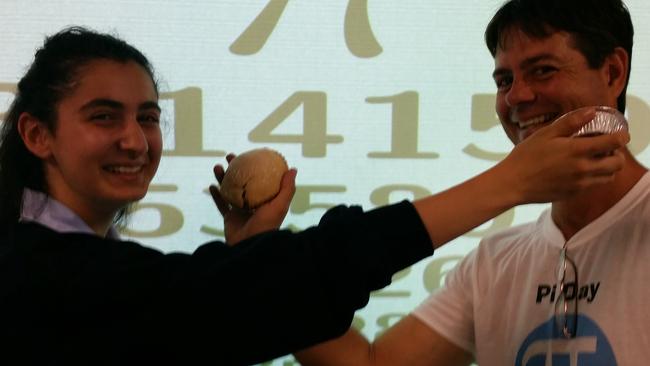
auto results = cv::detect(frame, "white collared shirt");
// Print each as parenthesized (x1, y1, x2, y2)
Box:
(20, 188, 120, 239)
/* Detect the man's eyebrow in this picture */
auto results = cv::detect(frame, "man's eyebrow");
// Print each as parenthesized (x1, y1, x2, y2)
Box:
(492, 68, 510, 80)
(519, 53, 562, 69)
(139, 101, 162, 112)
(492, 53, 562, 79)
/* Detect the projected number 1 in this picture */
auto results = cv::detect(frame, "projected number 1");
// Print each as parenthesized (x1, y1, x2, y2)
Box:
(161, 87, 225, 157)
(230, 0, 382, 58)
(367, 92, 439, 159)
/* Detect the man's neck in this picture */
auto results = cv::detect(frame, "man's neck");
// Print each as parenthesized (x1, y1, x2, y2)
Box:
(551, 151, 647, 240)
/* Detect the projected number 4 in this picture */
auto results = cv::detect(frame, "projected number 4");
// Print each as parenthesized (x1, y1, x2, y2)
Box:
(159, 87, 440, 159)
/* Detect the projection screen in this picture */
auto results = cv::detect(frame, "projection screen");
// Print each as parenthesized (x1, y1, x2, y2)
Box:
(2, 1, 650, 364)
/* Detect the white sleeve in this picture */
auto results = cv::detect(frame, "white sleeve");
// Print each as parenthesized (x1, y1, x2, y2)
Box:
(411, 248, 481, 354)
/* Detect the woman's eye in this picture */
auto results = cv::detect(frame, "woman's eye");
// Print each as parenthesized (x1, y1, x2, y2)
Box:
(90, 113, 115, 121)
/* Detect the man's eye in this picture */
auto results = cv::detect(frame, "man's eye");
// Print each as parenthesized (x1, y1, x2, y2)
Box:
(138, 114, 160, 124)
(495, 76, 512, 91)
(532, 66, 556, 77)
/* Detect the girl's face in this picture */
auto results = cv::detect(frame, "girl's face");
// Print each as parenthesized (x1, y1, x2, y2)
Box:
(43, 59, 162, 220)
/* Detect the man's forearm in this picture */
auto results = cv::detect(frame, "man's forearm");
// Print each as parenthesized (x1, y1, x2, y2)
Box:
(295, 328, 373, 366)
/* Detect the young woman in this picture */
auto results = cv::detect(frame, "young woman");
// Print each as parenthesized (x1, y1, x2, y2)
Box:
(0, 27, 628, 365)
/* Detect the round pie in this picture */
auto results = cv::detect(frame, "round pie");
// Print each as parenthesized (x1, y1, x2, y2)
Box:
(219, 148, 289, 209)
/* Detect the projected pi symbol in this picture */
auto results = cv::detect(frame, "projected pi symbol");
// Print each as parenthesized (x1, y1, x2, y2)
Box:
(230, 0, 382, 58)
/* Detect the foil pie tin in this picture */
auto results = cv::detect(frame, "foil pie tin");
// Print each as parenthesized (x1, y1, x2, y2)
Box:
(562, 106, 628, 137)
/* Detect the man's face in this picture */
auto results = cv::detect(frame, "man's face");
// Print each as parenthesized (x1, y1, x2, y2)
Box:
(493, 28, 618, 144)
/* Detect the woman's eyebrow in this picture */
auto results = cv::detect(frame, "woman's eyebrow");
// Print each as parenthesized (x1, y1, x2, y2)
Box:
(78, 99, 161, 113)
(79, 98, 124, 111)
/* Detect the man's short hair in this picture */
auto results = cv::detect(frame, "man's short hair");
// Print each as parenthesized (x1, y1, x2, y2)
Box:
(485, 0, 634, 112)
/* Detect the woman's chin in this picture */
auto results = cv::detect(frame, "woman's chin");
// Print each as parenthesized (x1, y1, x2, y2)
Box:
(106, 189, 149, 208)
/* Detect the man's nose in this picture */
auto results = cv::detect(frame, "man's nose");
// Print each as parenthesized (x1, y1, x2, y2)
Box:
(505, 78, 536, 107)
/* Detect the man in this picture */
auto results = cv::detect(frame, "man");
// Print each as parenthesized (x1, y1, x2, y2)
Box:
(295, 0, 648, 364)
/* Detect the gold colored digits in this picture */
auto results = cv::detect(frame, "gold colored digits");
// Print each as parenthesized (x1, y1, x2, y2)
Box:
(160, 87, 225, 157)
(290, 185, 347, 214)
(464, 208, 515, 238)
(122, 185, 184, 238)
(367, 91, 439, 159)
(248, 92, 343, 157)
(200, 188, 225, 238)
(626, 95, 650, 156)
(273, 185, 347, 232)
(230, 0, 382, 58)
(229, 0, 289, 55)
(375, 313, 406, 338)
(372, 267, 412, 298)
(370, 184, 431, 207)
(352, 315, 366, 332)
(464, 94, 650, 158)
(423, 256, 463, 293)
(345, 0, 383, 58)
(199, 225, 224, 238)
(259, 359, 300, 366)
(463, 93, 508, 161)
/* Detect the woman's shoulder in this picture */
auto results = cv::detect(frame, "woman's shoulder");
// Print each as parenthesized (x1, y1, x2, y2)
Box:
(2, 221, 163, 258)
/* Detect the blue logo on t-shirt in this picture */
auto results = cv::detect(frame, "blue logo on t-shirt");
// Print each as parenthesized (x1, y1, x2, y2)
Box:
(515, 315, 616, 366)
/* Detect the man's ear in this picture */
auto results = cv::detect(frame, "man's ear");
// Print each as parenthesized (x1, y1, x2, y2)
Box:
(604, 47, 629, 98)
(17, 112, 54, 159)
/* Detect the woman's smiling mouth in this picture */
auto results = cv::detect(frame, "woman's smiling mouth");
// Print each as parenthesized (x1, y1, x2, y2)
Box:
(104, 165, 144, 174)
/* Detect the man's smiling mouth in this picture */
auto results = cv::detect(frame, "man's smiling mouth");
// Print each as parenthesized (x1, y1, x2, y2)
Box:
(514, 113, 559, 128)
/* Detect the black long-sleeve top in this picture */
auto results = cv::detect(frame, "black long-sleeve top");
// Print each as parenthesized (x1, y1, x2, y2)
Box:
(0, 201, 432, 365)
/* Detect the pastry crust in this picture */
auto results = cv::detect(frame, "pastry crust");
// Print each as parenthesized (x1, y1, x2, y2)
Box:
(220, 148, 288, 209)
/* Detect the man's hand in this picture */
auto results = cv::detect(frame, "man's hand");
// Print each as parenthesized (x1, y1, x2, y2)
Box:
(209, 153, 297, 245)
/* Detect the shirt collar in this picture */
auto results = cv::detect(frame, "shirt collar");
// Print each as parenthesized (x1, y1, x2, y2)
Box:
(20, 188, 121, 239)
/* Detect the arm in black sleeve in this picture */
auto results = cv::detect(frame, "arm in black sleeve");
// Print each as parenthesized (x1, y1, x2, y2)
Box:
(170, 200, 433, 364)
(0, 201, 432, 365)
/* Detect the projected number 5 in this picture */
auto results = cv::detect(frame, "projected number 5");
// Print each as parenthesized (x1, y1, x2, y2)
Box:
(230, 0, 383, 58)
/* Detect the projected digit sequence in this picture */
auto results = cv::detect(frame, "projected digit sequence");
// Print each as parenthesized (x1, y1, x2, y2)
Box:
(1, 1, 649, 365)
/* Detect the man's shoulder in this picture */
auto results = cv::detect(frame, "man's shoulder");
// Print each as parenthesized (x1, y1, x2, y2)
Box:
(476, 216, 545, 257)
(482, 219, 541, 244)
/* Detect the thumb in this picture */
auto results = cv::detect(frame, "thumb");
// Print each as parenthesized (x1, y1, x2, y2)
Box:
(275, 168, 297, 206)
(544, 107, 596, 137)
(260, 168, 297, 215)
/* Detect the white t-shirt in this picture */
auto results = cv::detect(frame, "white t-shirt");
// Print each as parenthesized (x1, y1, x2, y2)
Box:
(413, 172, 650, 365)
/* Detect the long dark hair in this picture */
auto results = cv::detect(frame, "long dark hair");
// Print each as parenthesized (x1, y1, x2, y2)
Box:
(0, 26, 159, 231)
(485, 0, 633, 113)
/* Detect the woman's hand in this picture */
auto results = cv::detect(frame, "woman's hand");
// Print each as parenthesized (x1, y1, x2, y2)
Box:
(209, 153, 297, 245)
(501, 108, 630, 204)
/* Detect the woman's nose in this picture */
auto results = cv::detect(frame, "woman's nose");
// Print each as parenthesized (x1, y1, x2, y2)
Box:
(119, 118, 149, 155)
